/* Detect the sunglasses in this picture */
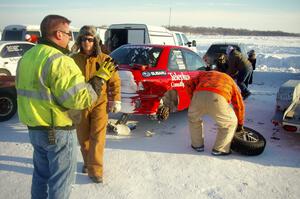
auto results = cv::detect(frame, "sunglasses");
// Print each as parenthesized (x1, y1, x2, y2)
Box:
(56, 30, 72, 37)
(81, 37, 94, 42)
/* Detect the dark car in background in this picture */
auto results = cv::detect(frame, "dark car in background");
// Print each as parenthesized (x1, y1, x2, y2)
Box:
(203, 43, 248, 67)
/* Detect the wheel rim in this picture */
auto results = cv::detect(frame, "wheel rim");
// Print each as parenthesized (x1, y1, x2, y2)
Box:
(0, 73, 9, 76)
(0, 97, 13, 116)
(235, 130, 259, 142)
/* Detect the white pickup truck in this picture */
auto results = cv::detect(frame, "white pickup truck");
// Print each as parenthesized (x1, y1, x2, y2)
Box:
(172, 31, 197, 52)
(272, 80, 300, 132)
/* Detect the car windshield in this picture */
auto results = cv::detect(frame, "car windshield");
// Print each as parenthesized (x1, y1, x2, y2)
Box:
(1, 43, 34, 58)
(111, 45, 163, 67)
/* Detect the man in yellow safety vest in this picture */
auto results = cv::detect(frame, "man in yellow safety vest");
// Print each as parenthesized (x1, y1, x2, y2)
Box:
(16, 15, 115, 199)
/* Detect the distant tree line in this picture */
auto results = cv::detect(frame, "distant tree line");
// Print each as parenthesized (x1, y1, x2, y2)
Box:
(166, 25, 300, 37)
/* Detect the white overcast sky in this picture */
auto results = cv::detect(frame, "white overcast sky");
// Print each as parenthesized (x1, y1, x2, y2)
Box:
(0, 0, 300, 33)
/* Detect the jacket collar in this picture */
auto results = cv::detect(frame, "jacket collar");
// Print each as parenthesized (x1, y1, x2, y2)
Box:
(38, 37, 70, 55)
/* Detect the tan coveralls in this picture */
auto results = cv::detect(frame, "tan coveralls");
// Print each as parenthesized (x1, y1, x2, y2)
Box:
(72, 52, 121, 177)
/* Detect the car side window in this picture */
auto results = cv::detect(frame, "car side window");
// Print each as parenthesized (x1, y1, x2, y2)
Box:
(181, 34, 189, 45)
(175, 33, 183, 46)
(1, 43, 34, 58)
(168, 49, 186, 70)
(148, 49, 161, 67)
(182, 49, 206, 71)
(73, 31, 79, 41)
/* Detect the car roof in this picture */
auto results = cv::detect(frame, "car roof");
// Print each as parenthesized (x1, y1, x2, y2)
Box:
(0, 41, 35, 46)
(119, 44, 194, 50)
(210, 42, 245, 46)
(207, 42, 246, 50)
(3, 24, 40, 30)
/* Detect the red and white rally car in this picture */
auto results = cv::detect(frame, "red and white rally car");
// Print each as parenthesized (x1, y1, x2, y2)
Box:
(110, 44, 207, 122)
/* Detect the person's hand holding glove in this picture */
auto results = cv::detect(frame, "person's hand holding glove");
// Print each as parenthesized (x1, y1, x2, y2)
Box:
(109, 101, 121, 113)
(236, 124, 244, 132)
(89, 58, 116, 96)
(94, 58, 116, 81)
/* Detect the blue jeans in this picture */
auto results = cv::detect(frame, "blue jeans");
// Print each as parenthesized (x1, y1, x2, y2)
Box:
(29, 129, 77, 199)
(237, 67, 253, 94)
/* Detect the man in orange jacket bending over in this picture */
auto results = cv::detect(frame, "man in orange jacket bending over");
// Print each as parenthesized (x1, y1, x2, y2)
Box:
(186, 66, 245, 156)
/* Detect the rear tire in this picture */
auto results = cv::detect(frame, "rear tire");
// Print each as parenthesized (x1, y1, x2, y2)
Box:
(0, 92, 17, 122)
(157, 106, 170, 121)
(231, 127, 266, 156)
(0, 69, 11, 76)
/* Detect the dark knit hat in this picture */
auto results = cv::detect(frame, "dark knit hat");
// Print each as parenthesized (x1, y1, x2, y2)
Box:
(247, 49, 255, 56)
(73, 25, 101, 56)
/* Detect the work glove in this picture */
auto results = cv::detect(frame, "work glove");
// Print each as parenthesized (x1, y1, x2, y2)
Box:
(236, 124, 244, 132)
(67, 110, 82, 125)
(89, 76, 104, 96)
(89, 58, 116, 96)
(94, 58, 116, 81)
(109, 101, 122, 113)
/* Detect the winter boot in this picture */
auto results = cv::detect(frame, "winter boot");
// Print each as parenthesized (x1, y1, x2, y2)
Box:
(211, 149, 231, 156)
(89, 176, 103, 183)
(82, 165, 88, 174)
(191, 145, 204, 152)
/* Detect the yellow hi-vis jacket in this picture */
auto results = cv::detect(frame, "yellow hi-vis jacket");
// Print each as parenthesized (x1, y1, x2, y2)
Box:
(16, 43, 98, 127)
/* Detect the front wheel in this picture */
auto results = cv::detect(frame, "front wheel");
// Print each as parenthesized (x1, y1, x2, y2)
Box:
(231, 127, 266, 156)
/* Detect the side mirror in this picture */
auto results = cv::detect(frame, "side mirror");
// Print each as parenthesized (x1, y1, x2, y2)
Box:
(192, 40, 197, 47)
(186, 41, 192, 47)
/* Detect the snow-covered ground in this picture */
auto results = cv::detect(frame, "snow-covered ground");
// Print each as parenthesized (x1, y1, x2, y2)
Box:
(190, 35, 300, 73)
(1, 72, 300, 199)
(1, 34, 300, 199)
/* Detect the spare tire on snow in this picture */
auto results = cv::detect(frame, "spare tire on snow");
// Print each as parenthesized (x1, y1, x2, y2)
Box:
(231, 127, 266, 156)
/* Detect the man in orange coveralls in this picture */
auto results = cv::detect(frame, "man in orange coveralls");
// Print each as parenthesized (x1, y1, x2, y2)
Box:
(71, 26, 121, 183)
(186, 65, 245, 156)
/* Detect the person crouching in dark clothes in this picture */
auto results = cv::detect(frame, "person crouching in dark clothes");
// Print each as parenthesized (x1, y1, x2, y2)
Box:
(247, 50, 256, 85)
(226, 46, 253, 100)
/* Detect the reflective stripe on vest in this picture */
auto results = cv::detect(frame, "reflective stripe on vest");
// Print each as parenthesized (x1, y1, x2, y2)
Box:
(57, 82, 88, 103)
(17, 53, 95, 105)
(17, 89, 55, 101)
(40, 53, 63, 89)
(16, 53, 63, 103)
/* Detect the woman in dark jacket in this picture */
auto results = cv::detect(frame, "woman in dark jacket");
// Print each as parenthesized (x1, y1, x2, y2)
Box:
(226, 46, 253, 99)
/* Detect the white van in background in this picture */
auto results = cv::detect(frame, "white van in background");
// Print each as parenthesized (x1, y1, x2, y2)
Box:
(96, 26, 108, 42)
(1, 25, 79, 48)
(104, 23, 175, 52)
(172, 31, 197, 52)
